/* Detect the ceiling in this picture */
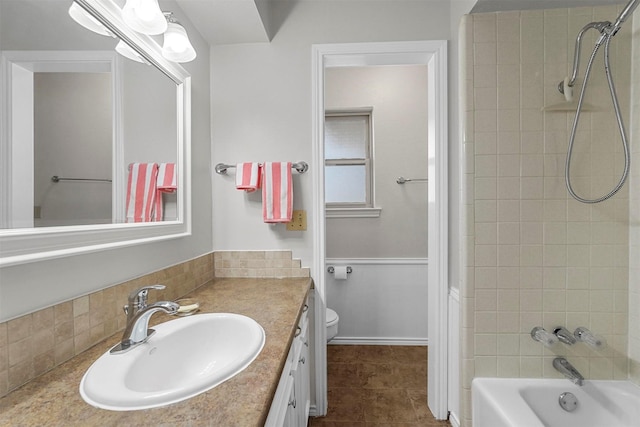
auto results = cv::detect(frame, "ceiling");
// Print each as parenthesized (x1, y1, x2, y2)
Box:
(173, 0, 298, 45)
(170, 0, 631, 46)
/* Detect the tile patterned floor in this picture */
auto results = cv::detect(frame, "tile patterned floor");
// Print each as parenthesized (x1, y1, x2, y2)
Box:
(309, 345, 451, 426)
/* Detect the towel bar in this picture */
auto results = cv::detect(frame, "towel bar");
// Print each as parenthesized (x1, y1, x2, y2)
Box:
(215, 161, 308, 175)
(51, 176, 112, 183)
(396, 176, 428, 184)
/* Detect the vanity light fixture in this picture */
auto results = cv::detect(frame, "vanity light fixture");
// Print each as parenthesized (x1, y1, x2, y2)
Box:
(161, 13, 197, 63)
(122, 0, 167, 35)
(68, 2, 114, 37)
(69, 1, 196, 65)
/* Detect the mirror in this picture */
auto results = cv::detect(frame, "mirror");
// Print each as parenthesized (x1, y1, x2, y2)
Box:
(0, 0, 191, 266)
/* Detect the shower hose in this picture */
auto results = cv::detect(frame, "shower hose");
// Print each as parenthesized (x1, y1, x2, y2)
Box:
(565, 27, 631, 204)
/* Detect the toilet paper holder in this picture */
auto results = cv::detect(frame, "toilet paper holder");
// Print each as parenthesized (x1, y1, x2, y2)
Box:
(327, 266, 352, 274)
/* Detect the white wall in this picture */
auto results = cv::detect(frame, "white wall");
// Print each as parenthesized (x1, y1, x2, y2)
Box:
(326, 259, 428, 343)
(324, 65, 429, 259)
(0, 1, 212, 321)
(122, 60, 177, 164)
(211, 0, 453, 268)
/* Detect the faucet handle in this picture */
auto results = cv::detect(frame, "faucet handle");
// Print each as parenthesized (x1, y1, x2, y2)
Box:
(554, 326, 577, 345)
(531, 326, 558, 348)
(574, 327, 606, 349)
(124, 284, 166, 315)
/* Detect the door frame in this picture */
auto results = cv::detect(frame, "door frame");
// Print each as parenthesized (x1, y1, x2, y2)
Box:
(311, 40, 449, 419)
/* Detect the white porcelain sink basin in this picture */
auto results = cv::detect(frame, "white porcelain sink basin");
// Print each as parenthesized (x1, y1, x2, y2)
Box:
(80, 313, 265, 411)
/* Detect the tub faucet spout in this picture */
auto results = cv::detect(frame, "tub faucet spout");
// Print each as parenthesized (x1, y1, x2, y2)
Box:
(553, 357, 584, 386)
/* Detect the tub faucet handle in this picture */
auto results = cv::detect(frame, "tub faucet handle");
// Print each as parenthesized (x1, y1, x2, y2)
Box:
(554, 326, 577, 345)
(531, 326, 558, 348)
(574, 327, 606, 349)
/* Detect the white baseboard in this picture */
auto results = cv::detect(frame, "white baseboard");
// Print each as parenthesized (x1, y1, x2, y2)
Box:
(449, 411, 460, 427)
(309, 404, 318, 417)
(329, 337, 428, 346)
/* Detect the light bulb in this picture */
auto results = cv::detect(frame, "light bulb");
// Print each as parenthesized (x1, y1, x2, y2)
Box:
(164, 25, 188, 52)
(68, 2, 113, 37)
(115, 40, 147, 64)
(135, 1, 157, 22)
(162, 22, 196, 63)
(122, 0, 167, 35)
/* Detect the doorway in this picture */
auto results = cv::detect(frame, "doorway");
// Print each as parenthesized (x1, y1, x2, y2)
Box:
(0, 50, 123, 228)
(311, 41, 449, 419)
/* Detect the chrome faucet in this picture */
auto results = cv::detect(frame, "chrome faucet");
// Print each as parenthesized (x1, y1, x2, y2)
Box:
(553, 357, 584, 386)
(123, 284, 166, 325)
(112, 285, 179, 354)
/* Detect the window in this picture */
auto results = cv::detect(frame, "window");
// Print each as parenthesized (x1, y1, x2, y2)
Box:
(325, 109, 377, 216)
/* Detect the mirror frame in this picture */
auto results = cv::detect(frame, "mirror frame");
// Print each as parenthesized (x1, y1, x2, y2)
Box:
(0, 0, 191, 267)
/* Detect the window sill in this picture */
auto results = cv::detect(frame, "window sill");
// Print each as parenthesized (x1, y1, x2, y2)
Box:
(325, 207, 381, 218)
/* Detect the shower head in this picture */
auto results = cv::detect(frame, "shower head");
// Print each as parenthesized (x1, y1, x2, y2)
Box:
(611, 0, 639, 35)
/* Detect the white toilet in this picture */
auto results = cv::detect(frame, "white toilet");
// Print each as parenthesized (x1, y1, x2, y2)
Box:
(326, 308, 339, 342)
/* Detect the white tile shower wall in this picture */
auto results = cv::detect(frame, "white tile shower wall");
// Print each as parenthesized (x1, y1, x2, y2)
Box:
(629, 15, 640, 385)
(461, 6, 634, 427)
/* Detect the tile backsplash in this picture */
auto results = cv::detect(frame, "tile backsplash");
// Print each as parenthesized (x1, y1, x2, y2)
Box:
(0, 250, 309, 397)
(214, 250, 310, 278)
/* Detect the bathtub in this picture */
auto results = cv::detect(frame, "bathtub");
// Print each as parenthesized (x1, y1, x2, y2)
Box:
(472, 378, 640, 427)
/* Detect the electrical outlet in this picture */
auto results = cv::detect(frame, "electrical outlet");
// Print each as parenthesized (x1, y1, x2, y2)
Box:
(287, 210, 307, 231)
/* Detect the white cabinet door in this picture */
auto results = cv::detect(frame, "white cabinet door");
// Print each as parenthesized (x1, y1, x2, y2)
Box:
(283, 375, 296, 427)
(266, 298, 311, 427)
(296, 323, 310, 427)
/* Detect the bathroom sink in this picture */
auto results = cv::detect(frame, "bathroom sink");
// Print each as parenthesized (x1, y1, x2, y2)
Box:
(79, 313, 265, 411)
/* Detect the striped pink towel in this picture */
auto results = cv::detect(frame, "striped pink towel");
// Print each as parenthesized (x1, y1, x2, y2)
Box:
(262, 162, 293, 223)
(126, 163, 158, 223)
(235, 162, 261, 192)
(155, 163, 177, 221)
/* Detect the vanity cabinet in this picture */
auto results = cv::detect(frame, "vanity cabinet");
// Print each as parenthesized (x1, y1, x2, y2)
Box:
(266, 300, 310, 427)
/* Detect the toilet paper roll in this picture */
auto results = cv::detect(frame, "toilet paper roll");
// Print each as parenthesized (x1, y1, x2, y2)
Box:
(334, 265, 348, 280)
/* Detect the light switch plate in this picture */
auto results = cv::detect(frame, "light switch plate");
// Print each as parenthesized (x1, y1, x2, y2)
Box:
(287, 210, 307, 231)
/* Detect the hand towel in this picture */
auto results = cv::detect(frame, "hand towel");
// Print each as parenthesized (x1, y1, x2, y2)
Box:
(262, 162, 293, 223)
(155, 162, 177, 221)
(126, 163, 158, 223)
(235, 162, 261, 193)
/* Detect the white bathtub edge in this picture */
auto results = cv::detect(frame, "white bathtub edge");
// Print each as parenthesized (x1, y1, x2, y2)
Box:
(472, 378, 544, 427)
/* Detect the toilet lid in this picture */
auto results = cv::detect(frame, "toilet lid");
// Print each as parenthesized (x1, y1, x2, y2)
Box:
(326, 308, 338, 323)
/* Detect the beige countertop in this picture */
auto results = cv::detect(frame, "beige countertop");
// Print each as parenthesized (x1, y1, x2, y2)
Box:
(0, 277, 312, 427)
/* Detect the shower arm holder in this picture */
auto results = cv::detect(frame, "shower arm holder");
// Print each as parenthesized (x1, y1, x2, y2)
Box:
(559, 0, 640, 95)
(558, 21, 611, 96)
